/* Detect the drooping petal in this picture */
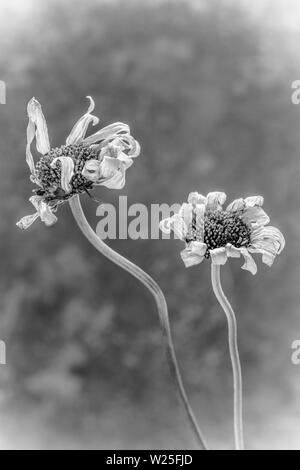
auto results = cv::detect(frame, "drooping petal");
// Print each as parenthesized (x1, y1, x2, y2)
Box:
(51, 157, 75, 193)
(17, 196, 57, 230)
(180, 241, 207, 268)
(188, 192, 207, 206)
(206, 192, 227, 211)
(249, 225, 285, 266)
(226, 243, 242, 258)
(252, 226, 285, 254)
(240, 248, 257, 275)
(210, 247, 228, 265)
(29, 196, 57, 226)
(66, 96, 99, 146)
(226, 198, 245, 212)
(27, 98, 51, 155)
(38, 201, 58, 226)
(16, 212, 39, 230)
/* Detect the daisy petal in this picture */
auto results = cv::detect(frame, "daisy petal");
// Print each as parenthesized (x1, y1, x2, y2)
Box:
(16, 213, 39, 230)
(210, 247, 228, 265)
(180, 241, 207, 268)
(51, 157, 74, 193)
(83, 122, 130, 146)
(82, 159, 102, 182)
(172, 214, 189, 240)
(206, 192, 227, 211)
(226, 243, 241, 258)
(240, 248, 257, 275)
(188, 192, 207, 205)
(66, 96, 99, 146)
(99, 157, 126, 189)
(29, 195, 57, 227)
(39, 202, 58, 226)
(226, 198, 245, 212)
(242, 206, 270, 227)
(244, 196, 264, 207)
(195, 203, 205, 242)
(27, 98, 50, 156)
(249, 226, 285, 266)
(178, 203, 193, 230)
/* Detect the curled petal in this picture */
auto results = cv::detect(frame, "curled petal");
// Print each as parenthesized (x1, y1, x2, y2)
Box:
(180, 241, 207, 268)
(159, 217, 173, 235)
(242, 206, 270, 228)
(210, 247, 228, 265)
(188, 192, 207, 206)
(159, 214, 188, 240)
(101, 142, 134, 170)
(252, 226, 285, 254)
(178, 203, 193, 231)
(118, 135, 141, 158)
(172, 214, 189, 240)
(51, 157, 74, 193)
(82, 159, 102, 182)
(206, 192, 227, 211)
(99, 157, 126, 190)
(83, 122, 130, 146)
(250, 226, 285, 266)
(226, 198, 245, 213)
(240, 248, 257, 275)
(66, 96, 99, 146)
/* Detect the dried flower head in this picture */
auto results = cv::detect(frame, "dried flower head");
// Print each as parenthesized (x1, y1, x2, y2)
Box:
(17, 96, 140, 229)
(160, 191, 285, 275)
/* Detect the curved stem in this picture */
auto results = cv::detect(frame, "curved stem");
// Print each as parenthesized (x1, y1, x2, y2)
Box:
(211, 264, 244, 451)
(69, 195, 208, 450)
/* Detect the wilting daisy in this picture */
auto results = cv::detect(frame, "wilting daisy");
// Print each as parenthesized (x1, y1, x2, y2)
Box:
(160, 191, 285, 275)
(160, 190, 285, 450)
(17, 96, 140, 229)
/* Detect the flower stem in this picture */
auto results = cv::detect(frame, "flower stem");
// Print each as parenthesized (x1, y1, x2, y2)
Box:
(69, 195, 208, 450)
(211, 264, 245, 451)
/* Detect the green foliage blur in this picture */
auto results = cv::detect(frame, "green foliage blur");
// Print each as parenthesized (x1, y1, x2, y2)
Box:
(0, 0, 299, 449)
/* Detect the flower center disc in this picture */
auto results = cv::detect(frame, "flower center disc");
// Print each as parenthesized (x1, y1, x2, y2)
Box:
(187, 210, 252, 258)
(35, 144, 98, 202)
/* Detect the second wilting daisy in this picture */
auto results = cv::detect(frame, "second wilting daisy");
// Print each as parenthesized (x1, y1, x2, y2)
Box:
(160, 191, 285, 450)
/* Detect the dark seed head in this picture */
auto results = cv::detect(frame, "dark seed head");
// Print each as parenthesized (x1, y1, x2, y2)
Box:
(34, 144, 98, 203)
(186, 210, 252, 259)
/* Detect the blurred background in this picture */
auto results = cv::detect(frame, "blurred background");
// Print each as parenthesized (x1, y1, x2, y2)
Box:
(0, 0, 299, 450)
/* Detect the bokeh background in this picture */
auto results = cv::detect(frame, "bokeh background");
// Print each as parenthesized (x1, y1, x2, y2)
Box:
(0, 0, 299, 450)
